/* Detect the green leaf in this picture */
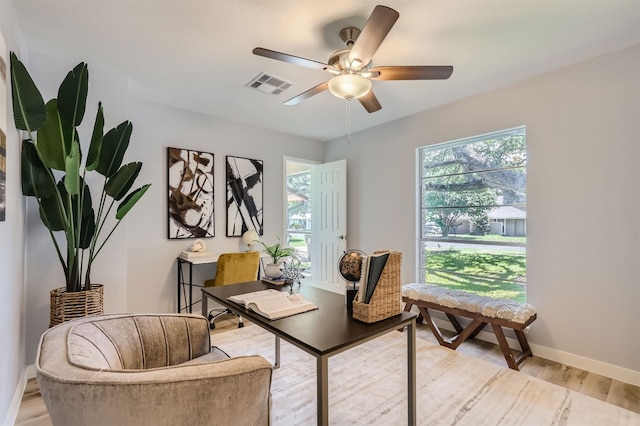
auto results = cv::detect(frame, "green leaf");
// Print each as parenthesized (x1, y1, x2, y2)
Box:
(105, 162, 142, 201)
(64, 140, 81, 195)
(77, 181, 98, 249)
(85, 102, 104, 171)
(57, 62, 88, 127)
(116, 184, 151, 220)
(9, 52, 46, 132)
(78, 204, 95, 250)
(39, 194, 66, 231)
(96, 121, 132, 178)
(21, 140, 57, 198)
(38, 100, 73, 171)
(74, 178, 93, 221)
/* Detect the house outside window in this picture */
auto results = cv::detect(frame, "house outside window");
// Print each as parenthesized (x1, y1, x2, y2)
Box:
(418, 126, 527, 302)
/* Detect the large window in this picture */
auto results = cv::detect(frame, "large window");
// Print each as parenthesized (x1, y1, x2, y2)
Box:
(418, 127, 527, 302)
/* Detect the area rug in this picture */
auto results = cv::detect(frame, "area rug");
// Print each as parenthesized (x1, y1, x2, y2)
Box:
(213, 325, 639, 425)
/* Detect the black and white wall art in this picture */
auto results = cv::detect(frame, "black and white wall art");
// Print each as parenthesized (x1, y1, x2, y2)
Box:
(226, 155, 263, 237)
(0, 31, 7, 222)
(168, 147, 214, 239)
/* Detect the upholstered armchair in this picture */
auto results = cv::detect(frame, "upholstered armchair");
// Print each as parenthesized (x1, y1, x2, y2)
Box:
(36, 313, 272, 426)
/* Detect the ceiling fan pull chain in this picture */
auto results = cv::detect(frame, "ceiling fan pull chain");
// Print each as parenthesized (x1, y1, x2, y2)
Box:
(345, 99, 352, 145)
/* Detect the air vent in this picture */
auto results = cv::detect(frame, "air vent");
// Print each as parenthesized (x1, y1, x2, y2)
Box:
(246, 72, 293, 96)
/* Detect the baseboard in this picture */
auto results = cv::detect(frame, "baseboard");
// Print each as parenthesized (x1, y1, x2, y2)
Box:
(529, 344, 640, 387)
(26, 364, 36, 379)
(2, 368, 28, 426)
(431, 317, 640, 386)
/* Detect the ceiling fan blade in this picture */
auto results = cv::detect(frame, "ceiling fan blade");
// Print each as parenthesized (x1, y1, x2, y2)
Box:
(284, 82, 329, 106)
(358, 90, 382, 113)
(369, 66, 454, 80)
(253, 47, 331, 71)
(349, 6, 399, 68)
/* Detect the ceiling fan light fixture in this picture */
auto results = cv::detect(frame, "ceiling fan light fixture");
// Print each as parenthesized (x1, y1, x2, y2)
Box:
(328, 74, 372, 100)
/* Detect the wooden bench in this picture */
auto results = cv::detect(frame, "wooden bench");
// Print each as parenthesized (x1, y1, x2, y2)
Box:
(402, 283, 537, 370)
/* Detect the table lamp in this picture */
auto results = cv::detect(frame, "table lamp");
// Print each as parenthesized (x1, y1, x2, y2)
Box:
(242, 230, 260, 251)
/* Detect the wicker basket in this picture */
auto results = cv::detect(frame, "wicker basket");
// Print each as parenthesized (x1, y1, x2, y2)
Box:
(49, 284, 104, 327)
(352, 251, 402, 323)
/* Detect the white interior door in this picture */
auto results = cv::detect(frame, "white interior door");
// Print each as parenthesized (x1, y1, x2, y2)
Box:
(311, 159, 347, 293)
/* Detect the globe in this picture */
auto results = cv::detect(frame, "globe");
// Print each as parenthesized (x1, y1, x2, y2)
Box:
(337, 249, 366, 283)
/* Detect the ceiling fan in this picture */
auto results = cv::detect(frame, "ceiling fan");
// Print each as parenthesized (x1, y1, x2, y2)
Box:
(253, 5, 453, 113)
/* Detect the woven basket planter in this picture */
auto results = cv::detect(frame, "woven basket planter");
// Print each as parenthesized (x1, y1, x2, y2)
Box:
(49, 284, 104, 328)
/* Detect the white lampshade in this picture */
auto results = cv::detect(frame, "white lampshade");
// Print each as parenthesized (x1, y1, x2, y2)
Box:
(328, 74, 372, 100)
(242, 230, 260, 250)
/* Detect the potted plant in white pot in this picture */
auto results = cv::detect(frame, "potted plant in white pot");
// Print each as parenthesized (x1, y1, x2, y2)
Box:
(10, 52, 151, 326)
(258, 236, 296, 278)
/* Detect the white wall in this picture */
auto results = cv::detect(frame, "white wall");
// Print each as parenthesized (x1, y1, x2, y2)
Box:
(0, 2, 27, 423)
(325, 45, 640, 383)
(124, 99, 324, 313)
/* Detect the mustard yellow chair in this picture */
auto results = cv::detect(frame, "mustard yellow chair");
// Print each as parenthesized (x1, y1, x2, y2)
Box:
(205, 251, 260, 329)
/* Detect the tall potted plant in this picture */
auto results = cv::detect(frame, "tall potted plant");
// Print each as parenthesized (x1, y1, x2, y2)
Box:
(10, 53, 151, 325)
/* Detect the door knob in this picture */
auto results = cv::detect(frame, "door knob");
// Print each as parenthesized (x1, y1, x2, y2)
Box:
(338, 235, 347, 240)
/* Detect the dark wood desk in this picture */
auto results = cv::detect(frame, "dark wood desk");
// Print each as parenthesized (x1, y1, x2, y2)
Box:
(202, 281, 417, 426)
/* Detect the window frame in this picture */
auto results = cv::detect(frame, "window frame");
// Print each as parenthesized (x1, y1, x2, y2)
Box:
(416, 126, 527, 302)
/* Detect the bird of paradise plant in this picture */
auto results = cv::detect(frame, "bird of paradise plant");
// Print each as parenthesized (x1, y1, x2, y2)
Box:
(10, 52, 151, 292)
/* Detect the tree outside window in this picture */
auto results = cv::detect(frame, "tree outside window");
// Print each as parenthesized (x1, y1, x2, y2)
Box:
(419, 127, 527, 302)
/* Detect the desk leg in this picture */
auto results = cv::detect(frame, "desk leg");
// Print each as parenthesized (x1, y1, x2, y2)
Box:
(407, 318, 416, 426)
(317, 355, 328, 426)
(274, 336, 281, 369)
(201, 290, 208, 318)
(188, 262, 193, 313)
(177, 261, 182, 313)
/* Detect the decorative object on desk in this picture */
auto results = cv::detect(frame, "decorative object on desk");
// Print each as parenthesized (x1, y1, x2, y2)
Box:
(338, 249, 366, 283)
(352, 251, 402, 323)
(264, 263, 283, 279)
(242, 229, 260, 251)
(338, 249, 367, 312)
(259, 236, 296, 278)
(189, 239, 206, 252)
(281, 256, 306, 285)
(226, 155, 263, 237)
(168, 147, 214, 239)
(10, 53, 151, 326)
(179, 239, 216, 260)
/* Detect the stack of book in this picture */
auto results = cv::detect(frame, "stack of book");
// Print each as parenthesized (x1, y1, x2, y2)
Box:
(178, 250, 217, 263)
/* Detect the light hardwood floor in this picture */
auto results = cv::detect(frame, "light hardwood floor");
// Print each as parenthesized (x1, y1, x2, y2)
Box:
(15, 316, 639, 425)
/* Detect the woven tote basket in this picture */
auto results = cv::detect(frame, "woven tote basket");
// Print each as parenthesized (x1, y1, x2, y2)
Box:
(49, 284, 104, 327)
(352, 251, 402, 323)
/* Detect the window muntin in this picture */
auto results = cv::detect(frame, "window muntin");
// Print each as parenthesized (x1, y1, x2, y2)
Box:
(418, 127, 526, 302)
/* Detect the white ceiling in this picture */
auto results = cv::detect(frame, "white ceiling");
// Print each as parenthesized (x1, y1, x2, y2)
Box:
(12, 0, 640, 141)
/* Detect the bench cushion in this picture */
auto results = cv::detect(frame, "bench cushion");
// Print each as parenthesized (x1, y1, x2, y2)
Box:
(402, 283, 536, 324)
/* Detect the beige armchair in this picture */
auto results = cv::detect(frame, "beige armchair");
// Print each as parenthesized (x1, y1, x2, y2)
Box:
(36, 313, 272, 426)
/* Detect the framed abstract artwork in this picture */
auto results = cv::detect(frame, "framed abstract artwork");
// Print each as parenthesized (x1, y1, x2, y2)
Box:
(167, 147, 214, 239)
(0, 31, 6, 222)
(226, 155, 263, 237)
